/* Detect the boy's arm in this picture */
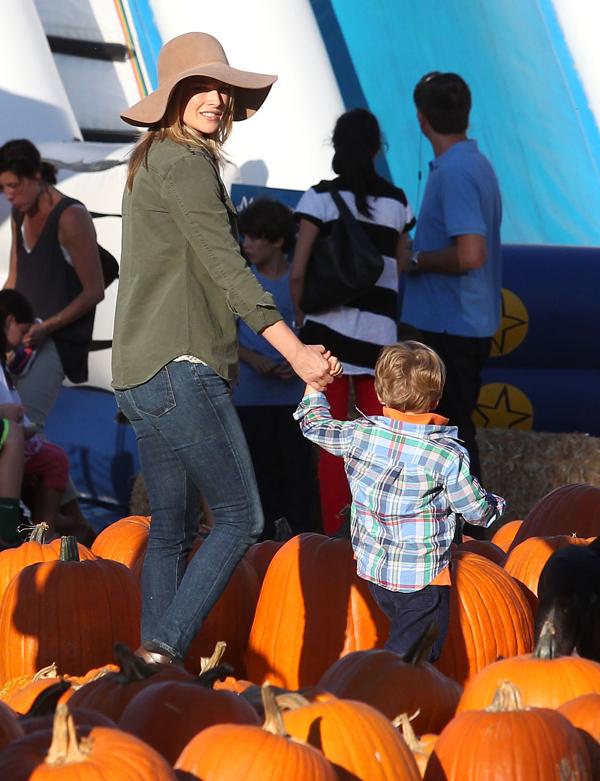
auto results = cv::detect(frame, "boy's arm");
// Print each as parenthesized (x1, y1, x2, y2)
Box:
(293, 385, 354, 457)
(446, 451, 505, 528)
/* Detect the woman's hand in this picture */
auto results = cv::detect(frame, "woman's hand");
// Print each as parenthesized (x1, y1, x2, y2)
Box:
(23, 321, 47, 349)
(288, 344, 335, 391)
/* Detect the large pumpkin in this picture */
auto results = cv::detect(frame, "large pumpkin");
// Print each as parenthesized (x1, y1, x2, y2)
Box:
(504, 534, 593, 598)
(245, 533, 389, 688)
(91, 516, 150, 568)
(510, 484, 600, 549)
(0, 538, 141, 683)
(425, 682, 591, 780)
(0, 700, 23, 750)
(458, 653, 600, 713)
(282, 696, 421, 780)
(67, 644, 191, 722)
(435, 551, 534, 684)
(490, 519, 523, 552)
(0, 704, 176, 780)
(118, 678, 260, 764)
(175, 717, 337, 780)
(318, 646, 461, 735)
(558, 694, 600, 779)
(0, 526, 96, 605)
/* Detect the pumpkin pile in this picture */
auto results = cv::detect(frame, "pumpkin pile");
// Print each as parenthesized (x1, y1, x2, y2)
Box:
(0, 482, 597, 778)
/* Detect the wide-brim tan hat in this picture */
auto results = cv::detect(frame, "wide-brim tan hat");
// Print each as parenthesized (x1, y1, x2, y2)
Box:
(121, 32, 277, 126)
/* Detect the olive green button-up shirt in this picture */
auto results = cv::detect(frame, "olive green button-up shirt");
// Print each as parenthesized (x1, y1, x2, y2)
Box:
(112, 137, 281, 389)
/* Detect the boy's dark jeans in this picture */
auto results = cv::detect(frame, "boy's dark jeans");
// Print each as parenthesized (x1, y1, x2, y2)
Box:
(369, 582, 451, 661)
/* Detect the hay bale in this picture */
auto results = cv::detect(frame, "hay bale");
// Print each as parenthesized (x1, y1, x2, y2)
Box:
(478, 428, 600, 523)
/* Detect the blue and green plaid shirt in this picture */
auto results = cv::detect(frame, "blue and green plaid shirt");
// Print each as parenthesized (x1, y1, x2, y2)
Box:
(294, 392, 505, 592)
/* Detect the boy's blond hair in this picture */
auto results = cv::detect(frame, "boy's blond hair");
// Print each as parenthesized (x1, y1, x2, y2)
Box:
(374, 341, 446, 413)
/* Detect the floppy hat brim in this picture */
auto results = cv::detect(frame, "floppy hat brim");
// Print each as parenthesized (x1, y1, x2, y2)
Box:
(121, 63, 277, 127)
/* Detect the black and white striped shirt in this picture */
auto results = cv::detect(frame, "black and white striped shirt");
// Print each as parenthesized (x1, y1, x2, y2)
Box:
(295, 177, 415, 374)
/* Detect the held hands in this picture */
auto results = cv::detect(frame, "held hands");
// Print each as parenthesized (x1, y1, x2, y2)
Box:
(23, 321, 47, 349)
(290, 344, 343, 392)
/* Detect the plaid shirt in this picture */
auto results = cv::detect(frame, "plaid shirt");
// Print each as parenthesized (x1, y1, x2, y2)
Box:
(294, 392, 505, 592)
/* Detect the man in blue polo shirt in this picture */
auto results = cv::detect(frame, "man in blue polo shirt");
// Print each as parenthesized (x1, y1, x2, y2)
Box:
(401, 72, 502, 500)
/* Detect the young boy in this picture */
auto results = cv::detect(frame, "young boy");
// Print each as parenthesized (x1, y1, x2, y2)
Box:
(233, 197, 319, 538)
(294, 340, 505, 660)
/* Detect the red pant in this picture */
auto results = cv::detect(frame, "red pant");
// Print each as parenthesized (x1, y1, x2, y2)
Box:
(318, 375, 381, 534)
(24, 442, 69, 492)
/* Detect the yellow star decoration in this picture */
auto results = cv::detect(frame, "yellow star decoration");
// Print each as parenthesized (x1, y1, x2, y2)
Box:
(490, 289, 529, 357)
(473, 383, 533, 430)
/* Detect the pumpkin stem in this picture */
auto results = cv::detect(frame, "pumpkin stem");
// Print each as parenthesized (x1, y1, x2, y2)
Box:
(273, 516, 293, 542)
(261, 685, 291, 737)
(199, 641, 227, 673)
(533, 615, 559, 660)
(59, 536, 80, 562)
(24, 680, 71, 718)
(113, 642, 159, 682)
(28, 523, 49, 543)
(394, 712, 421, 750)
(403, 620, 439, 666)
(487, 680, 526, 712)
(275, 692, 311, 711)
(32, 663, 59, 681)
(196, 663, 234, 689)
(45, 704, 91, 765)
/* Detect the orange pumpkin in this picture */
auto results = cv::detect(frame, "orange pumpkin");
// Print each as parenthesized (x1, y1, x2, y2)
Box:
(175, 717, 337, 780)
(510, 483, 600, 549)
(425, 682, 591, 780)
(67, 644, 192, 722)
(0, 525, 96, 605)
(282, 694, 421, 780)
(244, 538, 287, 583)
(491, 519, 523, 552)
(435, 552, 534, 684)
(558, 694, 600, 779)
(458, 652, 600, 713)
(458, 539, 506, 565)
(0, 537, 141, 684)
(504, 534, 594, 598)
(20, 707, 116, 735)
(318, 646, 461, 735)
(246, 533, 389, 688)
(118, 678, 260, 764)
(0, 700, 23, 750)
(91, 515, 150, 568)
(0, 704, 177, 779)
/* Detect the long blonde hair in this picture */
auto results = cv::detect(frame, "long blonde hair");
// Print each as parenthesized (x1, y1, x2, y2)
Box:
(126, 79, 234, 191)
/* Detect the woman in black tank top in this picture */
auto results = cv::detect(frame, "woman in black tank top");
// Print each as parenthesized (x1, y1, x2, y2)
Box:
(0, 139, 105, 393)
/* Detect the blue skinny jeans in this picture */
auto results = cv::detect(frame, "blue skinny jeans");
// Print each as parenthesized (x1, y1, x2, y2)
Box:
(115, 360, 263, 659)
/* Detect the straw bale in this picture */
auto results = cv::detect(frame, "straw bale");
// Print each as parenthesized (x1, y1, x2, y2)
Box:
(478, 427, 600, 524)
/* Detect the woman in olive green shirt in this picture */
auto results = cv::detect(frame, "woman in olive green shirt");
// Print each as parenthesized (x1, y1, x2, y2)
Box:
(113, 32, 340, 665)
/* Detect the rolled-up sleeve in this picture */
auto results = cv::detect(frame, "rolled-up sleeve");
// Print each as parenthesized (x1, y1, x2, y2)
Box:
(163, 154, 281, 333)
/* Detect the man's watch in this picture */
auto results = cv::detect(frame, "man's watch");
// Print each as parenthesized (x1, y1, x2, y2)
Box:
(409, 250, 421, 272)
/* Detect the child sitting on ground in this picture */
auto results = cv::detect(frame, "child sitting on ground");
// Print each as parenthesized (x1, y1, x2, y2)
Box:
(0, 290, 69, 541)
(294, 340, 505, 660)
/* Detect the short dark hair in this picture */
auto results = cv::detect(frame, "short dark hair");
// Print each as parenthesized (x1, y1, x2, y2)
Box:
(0, 138, 57, 183)
(0, 289, 34, 325)
(413, 72, 471, 134)
(237, 197, 296, 253)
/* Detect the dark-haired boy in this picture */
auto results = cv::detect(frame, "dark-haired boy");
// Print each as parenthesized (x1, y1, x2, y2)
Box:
(233, 198, 318, 537)
(400, 73, 502, 516)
